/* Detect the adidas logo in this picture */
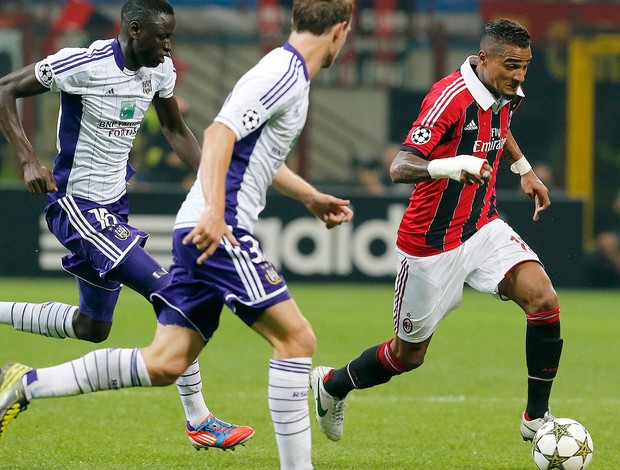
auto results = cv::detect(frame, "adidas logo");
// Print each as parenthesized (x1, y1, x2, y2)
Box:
(464, 120, 478, 131)
(105, 88, 116, 95)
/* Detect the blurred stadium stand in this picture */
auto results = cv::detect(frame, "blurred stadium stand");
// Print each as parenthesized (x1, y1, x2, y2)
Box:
(0, 0, 619, 286)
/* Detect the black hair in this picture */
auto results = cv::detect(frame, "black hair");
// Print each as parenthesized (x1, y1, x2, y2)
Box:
(121, 0, 174, 28)
(481, 18, 531, 52)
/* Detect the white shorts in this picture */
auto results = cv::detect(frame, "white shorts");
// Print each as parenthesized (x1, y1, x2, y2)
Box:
(393, 218, 541, 343)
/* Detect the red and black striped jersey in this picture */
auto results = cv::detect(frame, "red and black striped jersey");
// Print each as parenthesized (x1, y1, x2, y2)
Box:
(397, 56, 524, 257)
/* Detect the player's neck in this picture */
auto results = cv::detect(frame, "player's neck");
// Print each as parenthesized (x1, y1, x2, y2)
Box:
(117, 35, 139, 72)
(287, 32, 330, 80)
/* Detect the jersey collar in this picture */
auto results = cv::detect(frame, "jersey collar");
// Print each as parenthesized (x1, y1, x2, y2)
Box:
(460, 56, 524, 113)
(112, 38, 125, 70)
(283, 42, 309, 81)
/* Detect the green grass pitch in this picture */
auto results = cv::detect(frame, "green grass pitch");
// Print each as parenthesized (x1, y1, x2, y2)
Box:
(0, 278, 617, 469)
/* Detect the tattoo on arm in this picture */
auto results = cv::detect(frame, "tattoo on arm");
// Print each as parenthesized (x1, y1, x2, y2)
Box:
(391, 152, 433, 184)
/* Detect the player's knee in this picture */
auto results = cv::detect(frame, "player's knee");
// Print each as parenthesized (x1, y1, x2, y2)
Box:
(515, 270, 559, 313)
(293, 325, 316, 357)
(144, 355, 188, 386)
(276, 323, 316, 358)
(541, 290, 559, 313)
(73, 315, 111, 343)
(300, 326, 317, 356)
(528, 288, 559, 315)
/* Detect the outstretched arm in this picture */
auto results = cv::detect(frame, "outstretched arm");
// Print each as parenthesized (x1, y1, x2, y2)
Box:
(504, 130, 550, 221)
(272, 163, 353, 229)
(0, 63, 57, 193)
(153, 95, 201, 172)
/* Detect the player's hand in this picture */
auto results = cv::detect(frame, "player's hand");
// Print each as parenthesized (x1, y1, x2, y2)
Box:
(183, 210, 238, 264)
(461, 160, 492, 186)
(306, 193, 353, 229)
(428, 155, 491, 184)
(22, 160, 58, 194)
(520, 172, 550, 221)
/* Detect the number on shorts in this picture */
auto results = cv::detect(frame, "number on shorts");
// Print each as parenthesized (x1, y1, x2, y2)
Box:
(509, 235, 530, 251)
(239, 234, 267, 263)
(88, 208, 119, 229)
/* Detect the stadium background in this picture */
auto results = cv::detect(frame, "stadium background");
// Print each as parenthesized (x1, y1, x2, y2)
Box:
(0, 0, 618, 287)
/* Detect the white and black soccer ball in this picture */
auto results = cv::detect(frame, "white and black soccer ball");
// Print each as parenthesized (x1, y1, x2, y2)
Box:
(532, 418, 594, 470)
(242, 109, 260, 131)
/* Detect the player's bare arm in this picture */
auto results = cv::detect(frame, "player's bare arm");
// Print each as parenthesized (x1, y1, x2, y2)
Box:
(152, 95, 201, 172)
(504, 130, 550, 221)
(0, 64, 57, 194)
(183, 122, 238, 263)
(391, 150, 492, 186)
(272, 164, 353, 229)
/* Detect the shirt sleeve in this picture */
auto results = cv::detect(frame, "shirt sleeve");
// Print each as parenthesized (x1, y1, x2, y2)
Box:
(34, 47, 91, 93)
(214, 54, 300, 141)
(157, 57, 176, 99)
(402, 80, 464, 160)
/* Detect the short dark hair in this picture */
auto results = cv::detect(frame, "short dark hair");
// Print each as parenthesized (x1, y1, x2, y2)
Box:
(481, 18, 531, 53)
(292, 0, 353, 35)
(121, 0, 174, 28)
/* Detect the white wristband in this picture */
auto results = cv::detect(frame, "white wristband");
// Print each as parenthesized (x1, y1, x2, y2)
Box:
(510, 156, 532, 175)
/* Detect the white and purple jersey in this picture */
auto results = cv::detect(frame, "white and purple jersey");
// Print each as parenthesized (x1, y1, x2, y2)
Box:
(34, 38, 176, 205)
(174, 42, 310, 233)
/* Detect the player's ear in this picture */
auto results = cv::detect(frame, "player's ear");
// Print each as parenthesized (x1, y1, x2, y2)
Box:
(128, 20, 141, 39)
(332, 21, 348, 43)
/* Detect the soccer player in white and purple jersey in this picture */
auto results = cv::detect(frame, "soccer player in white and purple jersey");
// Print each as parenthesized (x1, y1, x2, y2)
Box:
(0, 0, 254, 451)
(0, 1, 355, 467)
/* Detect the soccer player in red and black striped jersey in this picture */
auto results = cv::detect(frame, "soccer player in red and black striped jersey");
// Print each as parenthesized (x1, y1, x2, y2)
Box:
(310, 18, 564, 444)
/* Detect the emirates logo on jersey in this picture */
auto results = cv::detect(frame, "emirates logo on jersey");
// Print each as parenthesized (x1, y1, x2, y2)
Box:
(473, 137, 506, 153)
(411, 126, 432, 145)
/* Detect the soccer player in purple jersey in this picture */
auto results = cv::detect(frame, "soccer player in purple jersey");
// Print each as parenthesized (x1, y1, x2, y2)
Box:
(0, 0, 354, 467)
(310, 18, 565, 445)
(0, 0, 253, 451)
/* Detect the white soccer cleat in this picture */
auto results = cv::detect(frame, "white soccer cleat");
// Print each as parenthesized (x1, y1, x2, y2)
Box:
(309, 366, 346, 442)
(520, 410, 555, 441)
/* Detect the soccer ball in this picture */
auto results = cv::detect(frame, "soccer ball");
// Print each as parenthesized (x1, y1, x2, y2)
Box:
(532, 418, 594, 470)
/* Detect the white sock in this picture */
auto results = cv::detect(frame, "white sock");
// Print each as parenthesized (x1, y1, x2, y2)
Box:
(176, 359, 210, 428)
(24, 348, 151, 400)
(0, 301, 77, 339)
(268, 358, 313, 470)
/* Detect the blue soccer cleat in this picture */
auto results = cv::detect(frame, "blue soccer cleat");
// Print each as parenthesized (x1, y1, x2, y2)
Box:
(186, 414, 255, 451)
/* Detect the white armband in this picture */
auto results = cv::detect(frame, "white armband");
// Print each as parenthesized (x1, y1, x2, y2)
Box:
(427, 155, 485, 182)
(510, 155, 532, 175)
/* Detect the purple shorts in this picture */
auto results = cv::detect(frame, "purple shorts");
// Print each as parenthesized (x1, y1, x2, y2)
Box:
(45, 195, 149, 290)
(152, 227, 291, 342)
